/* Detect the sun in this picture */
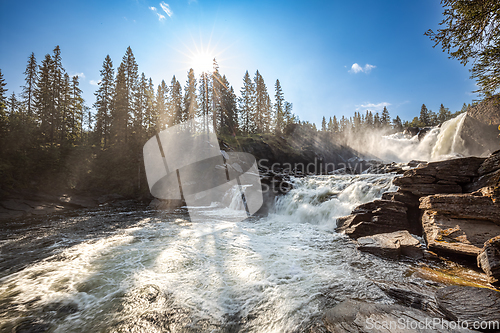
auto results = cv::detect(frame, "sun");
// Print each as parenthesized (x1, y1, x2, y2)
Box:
(190, 51, 214, 74)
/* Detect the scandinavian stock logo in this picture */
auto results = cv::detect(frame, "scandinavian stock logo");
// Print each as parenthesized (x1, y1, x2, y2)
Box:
(143, 119, 263, 222)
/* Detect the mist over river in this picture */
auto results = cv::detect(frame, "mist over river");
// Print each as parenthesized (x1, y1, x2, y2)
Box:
(0, 174, 416, 333)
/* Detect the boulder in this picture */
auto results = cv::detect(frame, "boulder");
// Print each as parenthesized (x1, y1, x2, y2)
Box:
(357, 230, 423, 260)
(478, 150, 500, 175)
(465, 168, 500, 193)
(336, 200, 409, 239)
(477, 236, 500, 286)
(421, 210, 500, 258)
(323, 299, 475, 333)
(420, 193, 500, 225)
(436, 286, 500, 327)
(461, 96, 500, 156)
(393, 157, 486, 196)
(382, 191, 422, 235)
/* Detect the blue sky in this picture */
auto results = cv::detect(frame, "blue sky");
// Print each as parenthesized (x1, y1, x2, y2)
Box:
(0, 0, 479, 125)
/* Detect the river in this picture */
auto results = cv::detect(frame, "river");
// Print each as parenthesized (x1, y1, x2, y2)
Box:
(0, 173, 417, 333)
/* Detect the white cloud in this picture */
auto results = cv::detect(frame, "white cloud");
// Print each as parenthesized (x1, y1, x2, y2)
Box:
(160, 2, 173, 17)
(356, 102, 391, 112)
(149, 5, 166, 21)
(349, 63, 376, 74)
(89, 80, 100, 86)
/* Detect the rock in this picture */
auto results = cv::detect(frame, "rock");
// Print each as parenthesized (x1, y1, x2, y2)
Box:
(357, 230, 423, 259)
(336, 200, 409, 239)
(420, 193, 500, 225)
(436, 286, 500, 326)
(478, 150, 500, 175)
(465, 168, 500, 193)
(477, 236, 500, 286)
(323, 299, 475, 333)
(382, 191, 422, 235)
(461, 96, 500, 156)
(408, 160, 427, 168)
(374, 280, 445, 318)
(394, 157, 485, 195)
(404, 126, 420, 137)
(421, 210, 500, 258)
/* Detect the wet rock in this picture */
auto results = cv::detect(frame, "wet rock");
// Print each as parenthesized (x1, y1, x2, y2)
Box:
(356, 230, 423, 260)
(421, 210, 500, 258)
(374, 280, 445, 317)
(404, 126, 420, 137)
(420, 193, 500, 225)
(477, 236, 500, 286)
(436, 285, 500, 326)
(418, 127, 432, 141)
(336, 200, 409, 239)
(323, 299, 475, 333)
(12, 318, 52, 333)
(408, 160, 427, 168)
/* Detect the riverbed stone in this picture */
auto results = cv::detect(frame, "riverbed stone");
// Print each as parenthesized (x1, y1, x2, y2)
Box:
(477, 236, 500, 286)
(420, 193, 500, 225)
(357, 230, 423, 260)
(436, 285, 500, 326)
(336, 200, 409, 239)
(421, 210, 500, 258)
(323, 299, 475, 333)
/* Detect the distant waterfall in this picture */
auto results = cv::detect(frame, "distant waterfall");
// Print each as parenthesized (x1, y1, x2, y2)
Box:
(380, 113, 470, 162)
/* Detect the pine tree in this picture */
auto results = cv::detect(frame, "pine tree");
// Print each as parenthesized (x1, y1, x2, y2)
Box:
(144, 77, 157, 136)
(219, 76, 238, 135)
(419, 104, 430, 126)
(274, 79, 285, 133)
(381, 106, 390, 127)
(111, 63, 128, 144)
(373, 112, 381, 128)
(156, 80, 168, 130)
(239, 71, 255, 134)
(70, 75, 84, 142)
(321, 116, 327, 132)
(94, 55, 114, 147)
(254, 70, 271, 133)
(51, 46, 65, 144)
(36, 53, 54, 143)
(183, 68, 198, 124)
(169, 75, 183, 125)
(0, 69, 8, 138)
(437, 103, 451, 124)
(22, 53, 38, 118)
(198, 72, 211, 132)
(393, 115, 403, 132)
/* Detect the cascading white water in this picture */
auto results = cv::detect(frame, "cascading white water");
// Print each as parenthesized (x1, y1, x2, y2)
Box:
(0, 173, 406, 333)
(380, 112, 470, 162)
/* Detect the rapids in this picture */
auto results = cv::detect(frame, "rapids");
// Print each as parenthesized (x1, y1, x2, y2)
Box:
(0, 174, 411, 333)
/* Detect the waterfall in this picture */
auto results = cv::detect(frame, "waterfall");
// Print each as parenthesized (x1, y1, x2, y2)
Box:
(380, 112, 469, 162)
(431, 112, 468, 159)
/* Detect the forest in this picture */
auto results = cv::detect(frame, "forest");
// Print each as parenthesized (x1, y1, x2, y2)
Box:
(0, 45, 469, 197)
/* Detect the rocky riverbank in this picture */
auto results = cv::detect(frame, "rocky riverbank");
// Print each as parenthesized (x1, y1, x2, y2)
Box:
(329, 150, 500, 332)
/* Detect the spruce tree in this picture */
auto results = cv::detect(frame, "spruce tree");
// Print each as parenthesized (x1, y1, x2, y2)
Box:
(22, 53, 38, 118)
(198, 72, 211, 132)
(94, 55, 114, 147)
(381, 106, 390, 127)
(239, 71, 255, 134)
(156, 80, 168, 129)
(169, 75, 183, 125)
(437, 103, 451, 124)
(0, 69, 7, 138)
(254, 70, 270, 133)
(274, 79, 285, 133)
(183, 68, 198, 124)
(321, 116, 327, 132)
(393, 116, 403, 132)
(419, 104, 430, 126)
(36, 54, 54, 143)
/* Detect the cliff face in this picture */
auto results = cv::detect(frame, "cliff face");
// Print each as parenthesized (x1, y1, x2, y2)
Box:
(461, 96, 500, 156)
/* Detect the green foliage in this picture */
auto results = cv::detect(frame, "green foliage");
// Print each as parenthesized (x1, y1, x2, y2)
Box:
(425, 0, 500, 96)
